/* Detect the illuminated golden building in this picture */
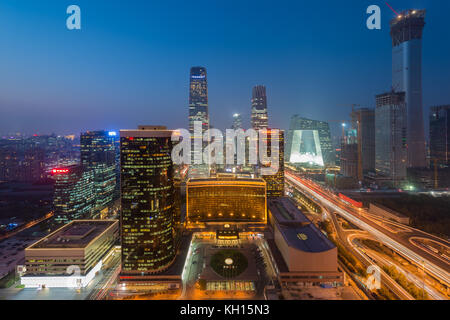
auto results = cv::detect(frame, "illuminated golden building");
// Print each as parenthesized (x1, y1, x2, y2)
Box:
(186, 176, 267, 224)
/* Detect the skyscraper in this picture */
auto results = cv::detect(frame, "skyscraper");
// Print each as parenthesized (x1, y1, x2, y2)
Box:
(120, 126, 176, 275)
(285, 116, 335, 167)
(80, 131, 116, 212)
(430, 105, 450, 168)
(52, 165, 95, 224)
(251, 85, 268, 130)
(375, 92, 407, 185)
(188, 67, 210, 177)
(188, 66, 209, 136)
(351, 108, 375, 177)
(261, 129, 285, 197)
(390, 10, 426, 168)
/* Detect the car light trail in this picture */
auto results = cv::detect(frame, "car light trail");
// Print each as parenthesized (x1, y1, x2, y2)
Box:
(286, 173, 450, 287)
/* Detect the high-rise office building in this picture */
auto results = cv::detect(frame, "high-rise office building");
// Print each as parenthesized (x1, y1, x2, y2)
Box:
(375, 92, 407, 185)
(430, 105, 450, 168)
(188, 67, 210, 177)
(261, 129, 285, 197)
(120, 126, 176, 275)
(52, 165, 95, 224)
(340, 128, 358, 178)
(232, 113, 242, 130)
(80, 131, 117, 211)
(390, 10, 427, 168)
(251, 85, 269, 130)
(351, 108, 375, 176)
(285, 116, 335, 167)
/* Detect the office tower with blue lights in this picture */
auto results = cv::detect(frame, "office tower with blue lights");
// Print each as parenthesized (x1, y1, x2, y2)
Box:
(80, 131, 117, 212)
(251, 85, 269, 130)
(375, 92, 407, 185)
(119, 126, 176, 276)
(390, 9, 427, 168)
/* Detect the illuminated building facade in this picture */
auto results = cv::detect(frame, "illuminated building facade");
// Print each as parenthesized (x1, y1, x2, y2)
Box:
(285, 116, 334, 167)
(375, 92, 407, 185)
(120, 126, 176, 274)
(391, 10, 427, 168)
(80, 131, 117, 211)
(186, 176, 267, 224)
(52, 165, 95, 224)
(251, 85, 268, 130)
(21, 220, 118, 288)
(261, 129, 285, 197)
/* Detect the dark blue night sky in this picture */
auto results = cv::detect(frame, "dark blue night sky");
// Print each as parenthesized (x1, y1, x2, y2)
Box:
(0, 0, 449, 137)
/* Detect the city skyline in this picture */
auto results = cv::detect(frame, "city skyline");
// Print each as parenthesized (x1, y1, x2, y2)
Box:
(0, 0, 450, 305)
(1, 1, 450, 136)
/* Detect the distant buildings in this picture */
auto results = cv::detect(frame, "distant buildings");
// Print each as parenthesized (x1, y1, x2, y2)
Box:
(232, 113, 242, 130)
(0, 135, 74, 183)
(251, 85, 269, 130)
(430, 105, 450, 168)
(390, 10, 427, 168)
(120, 126, 176, 275)
(261, 129, 285, 197)
(80, 131, 116, 211)
(375, 92, 407, 185)
(285, 116, 335, 167)
(21, 220, 118, 288)
(52, 164, 95, 224)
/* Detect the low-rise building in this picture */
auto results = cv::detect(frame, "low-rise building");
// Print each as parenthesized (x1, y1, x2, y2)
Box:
(267, 197, 342, 285)
(21, 219, 118, 288)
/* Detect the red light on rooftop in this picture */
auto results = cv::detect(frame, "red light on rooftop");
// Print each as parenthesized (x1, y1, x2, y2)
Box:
(52, 168, 69, 175)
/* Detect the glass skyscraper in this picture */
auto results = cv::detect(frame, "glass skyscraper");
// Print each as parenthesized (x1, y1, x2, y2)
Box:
(251, 85, 268, 130)
(188, 66, 209, 135)
(390, 9, 427, 168)
(375, 92, 407, 185)
(188, 67, 210, 177)
(80, 131, 116, 212)
(52, 165, 95, 224)
(120, 126, 176, 275)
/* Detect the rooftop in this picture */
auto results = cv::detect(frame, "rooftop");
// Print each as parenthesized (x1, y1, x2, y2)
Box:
(268, 198, 335, 253)
(28, 220, 118, 249)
